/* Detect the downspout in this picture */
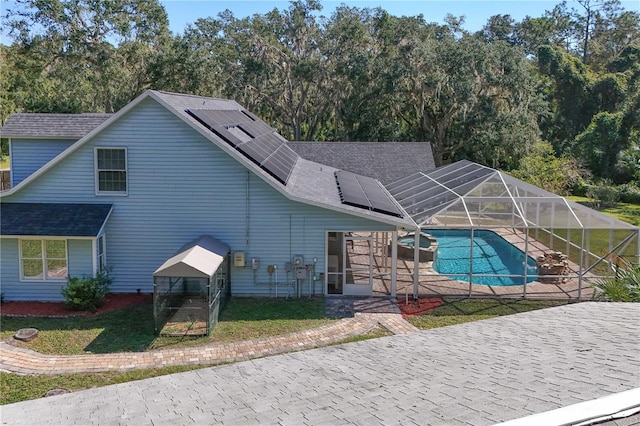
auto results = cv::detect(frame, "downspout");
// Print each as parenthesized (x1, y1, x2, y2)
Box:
(636, 229, 640, 267)
(246, 171, 250, 254)
(469, 228, 474, 297)
(391, 230, 398, 298)
(523, 230, 529, 298)
(413, 227, 420, 299)
(91, 238, 97, 277)
(578, 228, 585, 300)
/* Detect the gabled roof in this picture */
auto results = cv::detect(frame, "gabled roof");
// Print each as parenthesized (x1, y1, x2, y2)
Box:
(0, 203, 113, 236)
(154, 235, 230, 278)
(1, 91, 417, 229)
(151, 91, 416, 228)
(388, 160, 638, 230)
(0, 113, 113, 139)
(288, 142, 435, 184)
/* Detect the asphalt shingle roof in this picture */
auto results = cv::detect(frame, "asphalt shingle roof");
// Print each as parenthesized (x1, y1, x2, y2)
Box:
(287, 142, 435, 184)
(1, 203, 113, 236)
(0, 113, 113, 139)
(152, 91, 416, 227)
(0, 91, 417, 228)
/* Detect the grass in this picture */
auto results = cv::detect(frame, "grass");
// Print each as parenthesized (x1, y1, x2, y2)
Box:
(407, 298, 569, 329)
(0, 156, 8, 169)
(154, 297, 334, 349)
(0, 366, 202, 405)
(1, 301, 157, 355)
(0, 297, 333, 355)
(523, 198, 640, 276)
(1, 296, 567, 404)
(0, 325, 394, 405)
(568, 196, 640, 226)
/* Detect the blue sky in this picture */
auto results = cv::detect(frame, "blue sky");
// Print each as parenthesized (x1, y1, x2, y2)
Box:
(1, 0, 638, 42)
(159, 0, 639, 34)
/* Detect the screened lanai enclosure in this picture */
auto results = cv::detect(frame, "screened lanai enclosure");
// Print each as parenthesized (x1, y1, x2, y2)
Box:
(386, 160, 639, 300)
(153, 236, 230, 336)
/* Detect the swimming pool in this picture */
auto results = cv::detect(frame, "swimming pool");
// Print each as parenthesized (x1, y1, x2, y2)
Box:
(427, 229, 538, 286)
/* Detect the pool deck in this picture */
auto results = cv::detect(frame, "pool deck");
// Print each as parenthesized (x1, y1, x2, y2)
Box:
(349, 229, 597, 300)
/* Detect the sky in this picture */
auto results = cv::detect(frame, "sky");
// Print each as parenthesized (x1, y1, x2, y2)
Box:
(0, 0, 638, 43)
(159, 0, 640, 35)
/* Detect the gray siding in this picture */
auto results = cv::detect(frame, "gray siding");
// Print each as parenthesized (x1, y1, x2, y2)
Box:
(10, 138, 75, 186)
(0, 238, 94, 301)
(2, 98, 394, 300)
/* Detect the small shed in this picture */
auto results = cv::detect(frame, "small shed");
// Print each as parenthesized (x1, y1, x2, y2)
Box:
(153, 236, 230, 336)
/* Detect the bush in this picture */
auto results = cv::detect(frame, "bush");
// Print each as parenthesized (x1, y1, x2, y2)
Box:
(594, 265, 640, 302)
(585, 181, 620, 208)
(61, 272, 112, 311)
(618, 183, 640, 204)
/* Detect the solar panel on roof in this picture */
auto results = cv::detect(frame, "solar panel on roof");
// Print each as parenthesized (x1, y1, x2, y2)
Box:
(241, 110, 258, 121)
(334, 170, 403, 218)
(239, 121, 273, 138)
(186, 108, 299, 185)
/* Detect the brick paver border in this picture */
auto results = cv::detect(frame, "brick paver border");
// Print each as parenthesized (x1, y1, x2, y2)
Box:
(0, 314, 416, 375)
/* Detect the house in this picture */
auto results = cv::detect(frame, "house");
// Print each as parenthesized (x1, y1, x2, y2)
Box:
(0, 90, 432, 302)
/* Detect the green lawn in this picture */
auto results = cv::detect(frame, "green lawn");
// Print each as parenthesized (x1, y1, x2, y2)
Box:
(524, 198, 640, 275)
(568, 196, 640, 226)
(1, 296, 567, 404)
(0, 365, 203, 405)
(1, 298, 332, 355)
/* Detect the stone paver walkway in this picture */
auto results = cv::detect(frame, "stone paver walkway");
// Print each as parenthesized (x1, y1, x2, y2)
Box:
(2, 302, 639, 426)
(0, 299, 416, 374)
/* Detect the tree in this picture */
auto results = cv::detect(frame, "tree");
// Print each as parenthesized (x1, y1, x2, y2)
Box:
(537, 45, 594, 151)
(479, 14, 515, 43)
(570, 0, 640, 69)
(574, 111, 626, 179)
(198, 0, 333, 141)
(510, 142, 585, 194)
(3, 0, 170, 113)
(378, 21, 544, 167)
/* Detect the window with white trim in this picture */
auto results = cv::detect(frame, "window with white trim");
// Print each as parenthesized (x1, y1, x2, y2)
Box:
(20, 239, 68, 280)
(96, 147, 127, 194)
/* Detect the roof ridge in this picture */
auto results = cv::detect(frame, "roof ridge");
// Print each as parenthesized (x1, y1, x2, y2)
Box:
(152, 90, 237, 103)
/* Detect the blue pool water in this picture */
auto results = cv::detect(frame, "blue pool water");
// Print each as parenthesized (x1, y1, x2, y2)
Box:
(427, 229, 538, 286)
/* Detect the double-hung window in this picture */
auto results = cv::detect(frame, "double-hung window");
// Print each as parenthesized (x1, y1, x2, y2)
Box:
(20, 239, 68, 281)
(96, 147, 127, 195)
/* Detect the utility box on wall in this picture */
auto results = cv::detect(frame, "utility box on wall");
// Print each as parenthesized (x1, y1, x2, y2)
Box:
(233, 252, 246, 267)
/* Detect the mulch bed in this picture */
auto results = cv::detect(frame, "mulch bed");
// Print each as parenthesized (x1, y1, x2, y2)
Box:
(0, 293, 152, 317)
(397, 297, 443, 318)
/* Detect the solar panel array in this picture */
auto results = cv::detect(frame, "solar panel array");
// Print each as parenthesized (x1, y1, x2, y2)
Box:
(335, 170, 404, 218)
(186, 109, 299, 185)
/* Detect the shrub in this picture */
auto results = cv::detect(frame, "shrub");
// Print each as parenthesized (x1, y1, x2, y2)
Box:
(61, 271, 112, 311)
(618, 183, 640, 204)
(594, 265, 640, 302)
(585, 181, 619, 208)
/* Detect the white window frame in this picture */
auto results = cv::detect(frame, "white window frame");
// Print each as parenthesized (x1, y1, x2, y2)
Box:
(19, 238, 68, 281)
(95, 147, 128, 195)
